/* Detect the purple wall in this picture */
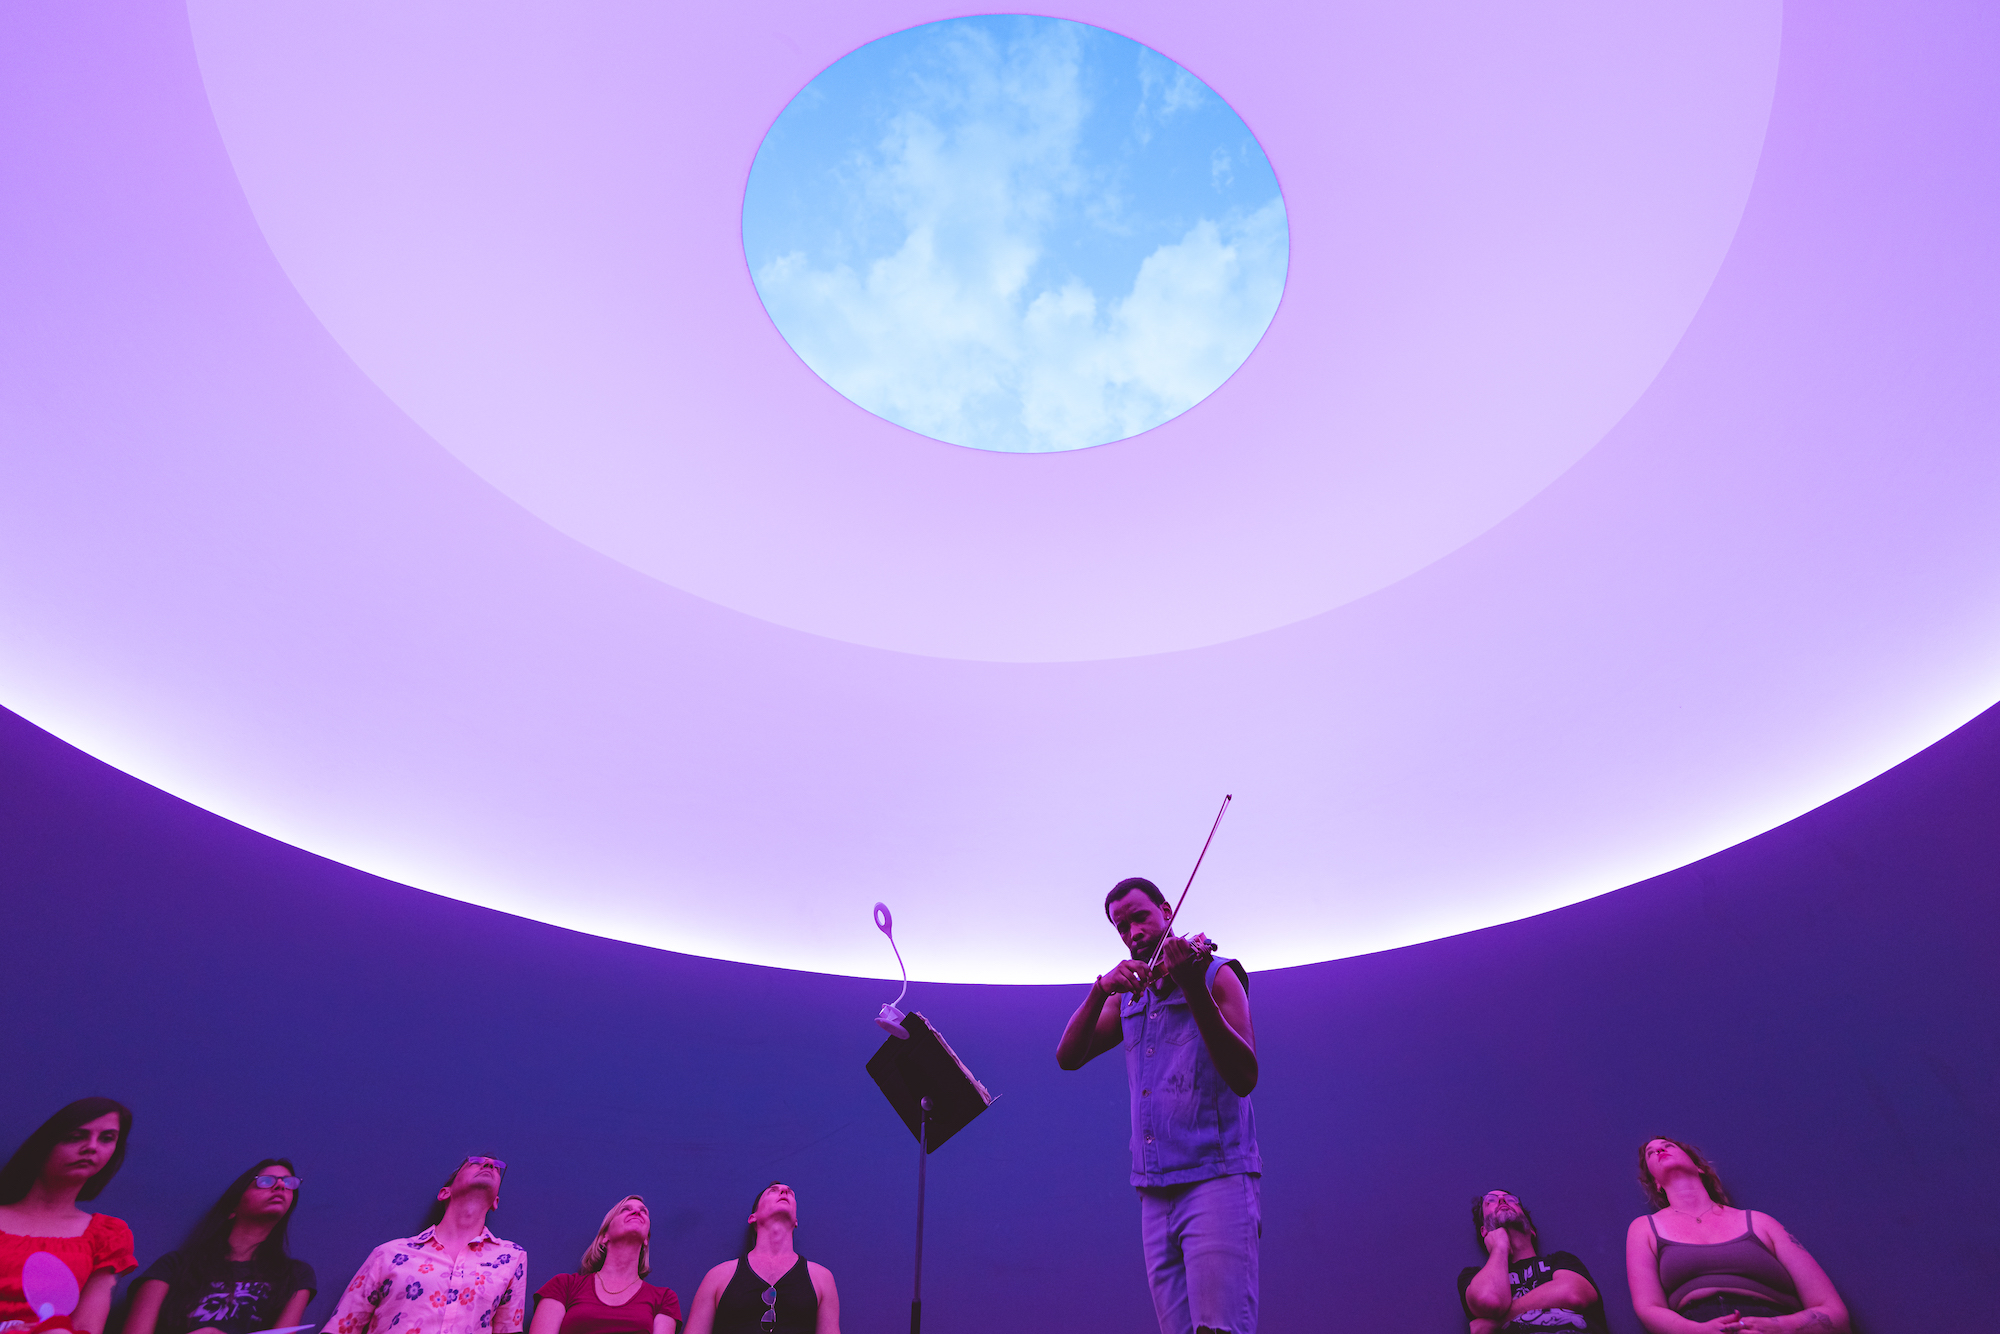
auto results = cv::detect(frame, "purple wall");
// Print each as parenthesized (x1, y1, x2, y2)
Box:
(2, 698, 1995, 1332)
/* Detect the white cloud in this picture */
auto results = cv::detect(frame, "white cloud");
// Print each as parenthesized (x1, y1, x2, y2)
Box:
(1134, 47, 1206, 144)
(752, 26, 1287, 452)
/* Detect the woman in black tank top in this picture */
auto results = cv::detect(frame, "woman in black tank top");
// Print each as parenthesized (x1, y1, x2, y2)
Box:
(1623, 1137, 1850, 1333)
(681, 1183, 839, 1334)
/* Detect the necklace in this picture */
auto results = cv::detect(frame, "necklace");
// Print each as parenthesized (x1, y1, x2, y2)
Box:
(1671, 1203, 1722, 1224)
(597, 1272, 640, 1297)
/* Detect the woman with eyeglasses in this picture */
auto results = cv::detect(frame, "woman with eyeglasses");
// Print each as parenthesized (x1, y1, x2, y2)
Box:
(680, 1184, 837, 1334)
(528, 1197, 679, 1334)
(0, 1097, 138, 1334)
(1625, 1137, 1850, 1333)
(124, 1159, 316, 1334)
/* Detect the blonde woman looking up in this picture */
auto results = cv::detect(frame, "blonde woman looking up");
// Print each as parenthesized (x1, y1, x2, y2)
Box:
(1624, 1137, 1849, 1334)
(530, 1198, 681, 1334)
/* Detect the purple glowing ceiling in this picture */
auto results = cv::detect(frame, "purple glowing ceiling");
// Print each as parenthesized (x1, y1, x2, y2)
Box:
(184, 1, 1780, 662)
(1, 1, 1995, 983)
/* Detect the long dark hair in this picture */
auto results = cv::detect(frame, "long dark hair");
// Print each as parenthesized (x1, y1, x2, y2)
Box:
(181, 1159, 300, 1283)
(1637, 1136, 1732, 1209)
(0, 1098, 133, 1205)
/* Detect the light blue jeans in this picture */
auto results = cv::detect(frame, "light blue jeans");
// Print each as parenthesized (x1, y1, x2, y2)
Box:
(1138, 1173, 1260, 1334)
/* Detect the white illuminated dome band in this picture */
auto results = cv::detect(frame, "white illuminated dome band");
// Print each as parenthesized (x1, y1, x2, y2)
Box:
(0, 1, 1994, 984)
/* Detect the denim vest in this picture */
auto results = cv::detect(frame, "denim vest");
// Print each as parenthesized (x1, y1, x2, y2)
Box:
(1121, 954, 1261, 1187)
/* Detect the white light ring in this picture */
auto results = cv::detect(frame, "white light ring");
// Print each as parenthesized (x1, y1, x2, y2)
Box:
(188, 0, 1783, 661)
(0, 2, 1992, 984)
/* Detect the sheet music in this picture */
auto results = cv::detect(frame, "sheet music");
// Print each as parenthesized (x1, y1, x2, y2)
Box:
(923, 1018, 994, 1106)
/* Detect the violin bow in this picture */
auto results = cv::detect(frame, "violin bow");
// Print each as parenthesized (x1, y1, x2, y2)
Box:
(1145, 794, 1233, 973)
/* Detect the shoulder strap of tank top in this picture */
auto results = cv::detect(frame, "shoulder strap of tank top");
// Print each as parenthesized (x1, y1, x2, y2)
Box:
(778, 1254, 815, 1302)
(1646, 1213, 1662, 1240)
(1743, 1210, 1773, 1249)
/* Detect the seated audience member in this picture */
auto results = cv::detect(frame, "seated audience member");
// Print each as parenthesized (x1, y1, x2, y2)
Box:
(1458, 1188, 1607, 1333)
(126, 1159, 316, 1334)
(324, 1155, 525, 1334)
(529, 1196, 679, 1334)
(681, 1184, 837, 1334)
(0, 1098, 138, 1334)
(1625, 1137, 1849, 1333)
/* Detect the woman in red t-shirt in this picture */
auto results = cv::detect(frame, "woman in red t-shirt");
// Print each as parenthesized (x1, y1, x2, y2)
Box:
(530, 1197, 681, 1334)
(0, 1098, 138, 1334)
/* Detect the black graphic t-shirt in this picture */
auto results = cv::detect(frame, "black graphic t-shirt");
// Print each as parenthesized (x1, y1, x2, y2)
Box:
(137, 1251, 318, 1334)
(1455, 1250, 1608, 1333)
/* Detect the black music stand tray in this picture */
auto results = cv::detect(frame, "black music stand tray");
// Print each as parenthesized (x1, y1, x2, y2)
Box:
(866, 1011, 994, 1334)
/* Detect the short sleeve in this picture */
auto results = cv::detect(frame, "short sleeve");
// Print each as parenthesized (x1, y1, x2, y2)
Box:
(325, 1243, 391, 1334)
(1543, 1252, 1598, 1288)
(288, 1260, 319, 1297)
(646, 1285, 681, 1324)
(492, 1249, 527, 1334)
(88, 1215, 138, 1276)
(1455, 1266, 1479, 1319)
(138, 1251, 190, 1288)
(534, 1273, 583, 1306)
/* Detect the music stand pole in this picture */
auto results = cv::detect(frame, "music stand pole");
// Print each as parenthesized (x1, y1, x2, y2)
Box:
(911, 1098, 930, 1334)
(867, 1013, 991, 1334)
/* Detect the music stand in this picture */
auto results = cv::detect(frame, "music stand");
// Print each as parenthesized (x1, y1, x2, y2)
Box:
(866, 1012, 994, 1334)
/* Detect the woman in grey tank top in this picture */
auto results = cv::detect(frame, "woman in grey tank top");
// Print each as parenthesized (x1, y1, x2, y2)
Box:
(1623, 1137, 1849, 1333)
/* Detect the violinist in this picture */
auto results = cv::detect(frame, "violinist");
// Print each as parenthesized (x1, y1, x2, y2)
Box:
(1055, 876, 1261, 1334)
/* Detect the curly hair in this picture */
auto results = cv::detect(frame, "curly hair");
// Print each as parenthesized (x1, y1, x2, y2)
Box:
(1637, 1136, 1731, 1210)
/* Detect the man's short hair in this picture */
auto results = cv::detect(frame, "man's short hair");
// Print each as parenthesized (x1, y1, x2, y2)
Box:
(1104, 876, 1168, 922)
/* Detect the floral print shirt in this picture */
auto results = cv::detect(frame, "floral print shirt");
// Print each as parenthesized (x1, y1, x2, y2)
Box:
(324, 1227, 525, 1334)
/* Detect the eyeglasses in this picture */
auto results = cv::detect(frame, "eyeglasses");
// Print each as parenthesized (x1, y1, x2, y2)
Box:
(253, 1175, 302, 1191)
(761, 1285, 776, 1326)
(462, 1156, 507, 1173)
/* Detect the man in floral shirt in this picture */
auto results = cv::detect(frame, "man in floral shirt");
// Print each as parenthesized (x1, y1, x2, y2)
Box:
(324, 1156, 525, 1334)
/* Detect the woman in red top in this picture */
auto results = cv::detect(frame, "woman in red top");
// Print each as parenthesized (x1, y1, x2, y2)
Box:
(530, 1197, 681, 1334)
(0, 1098, 138, 1334)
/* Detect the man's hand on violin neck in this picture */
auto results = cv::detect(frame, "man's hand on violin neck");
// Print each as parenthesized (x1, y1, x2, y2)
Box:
(1156, 932, 1216, 979)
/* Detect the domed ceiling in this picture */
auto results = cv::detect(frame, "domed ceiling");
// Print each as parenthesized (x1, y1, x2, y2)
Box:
(1, 0, 1995, 981)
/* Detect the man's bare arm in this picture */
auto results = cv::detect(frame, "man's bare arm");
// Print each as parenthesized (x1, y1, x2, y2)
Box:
(1462, 1233, 1514, 1319)
(1511, 1270, 1597, 1315)
(1161, 940, 1257, 1094)
(1057, 966, 1136, 1069)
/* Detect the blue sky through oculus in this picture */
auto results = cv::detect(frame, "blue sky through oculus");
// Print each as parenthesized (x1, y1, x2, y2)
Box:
(743, 17, 1288, 453)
